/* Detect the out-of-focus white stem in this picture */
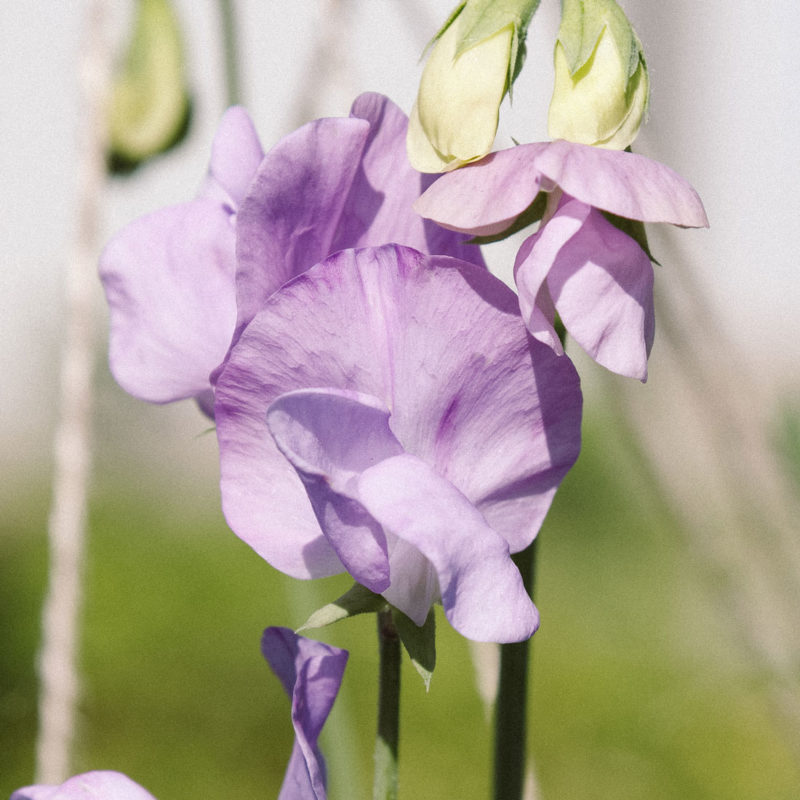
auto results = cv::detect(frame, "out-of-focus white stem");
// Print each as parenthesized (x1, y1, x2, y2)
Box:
(35, 0, 110, 783)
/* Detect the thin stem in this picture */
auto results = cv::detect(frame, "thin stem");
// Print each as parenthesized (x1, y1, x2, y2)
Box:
(217, 0, 241, 106)
(374, 608, 401, 800)
(35, 0, 110, 782)
(492, 539, 538, 800)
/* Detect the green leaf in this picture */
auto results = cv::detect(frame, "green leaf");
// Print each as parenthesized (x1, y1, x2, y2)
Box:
(393, 608, 436, 691)
(468, 191, 547, 245)
(297, 583, 386, 632)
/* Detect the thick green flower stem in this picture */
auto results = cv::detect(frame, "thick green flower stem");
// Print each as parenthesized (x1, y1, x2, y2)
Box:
(374, 608, 401, 800)
(493, 539, 537, 800)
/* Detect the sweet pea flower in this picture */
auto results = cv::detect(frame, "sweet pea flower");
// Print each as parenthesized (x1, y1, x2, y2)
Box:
(214, 244, 582, 643)
(11, 771, 157, 800)
(100, 93, 482, 415)
(262, 628, 348, 800)
(414, 140, 708, 380)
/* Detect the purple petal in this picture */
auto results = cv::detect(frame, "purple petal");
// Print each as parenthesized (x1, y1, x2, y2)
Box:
(545, 200, 655, 380)
(340, 93, 484, 266)
(99, 198, 237, 404)
(413, 144, 551, 235)
(233, 116, 370, 336)
(262, 627, 349, 800)
(204, 106, 265, 207)
(357, 454, 538, 641)
(267, 389, 403, 593)
(534, 140, 709, 227)
(11, 772, 157, 800)
(215, 244, 582, 584)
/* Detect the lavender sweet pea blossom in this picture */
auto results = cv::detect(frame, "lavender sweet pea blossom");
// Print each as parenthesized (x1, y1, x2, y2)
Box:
(262, 628, 348, 800)
(214, 244, 582, 643)
(11, 771, 157, 800)
(100, 93, 482, 413)
(414, 140, 709, 380)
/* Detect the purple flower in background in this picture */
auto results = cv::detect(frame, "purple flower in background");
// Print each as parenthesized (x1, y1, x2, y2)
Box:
(262, 627, 348, 800)
(215, 244, 582, 642)
(415, 140, 708, 380)
(11, 771, 157, 800)
(99, 93, 482, 414)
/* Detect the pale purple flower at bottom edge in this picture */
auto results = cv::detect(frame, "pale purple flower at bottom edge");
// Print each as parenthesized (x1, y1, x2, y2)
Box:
(11, 771, 157, 800)
(262, 627, 349, 800)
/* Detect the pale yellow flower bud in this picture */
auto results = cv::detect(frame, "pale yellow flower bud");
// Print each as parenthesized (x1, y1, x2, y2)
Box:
(407, 0, 540, 173)
(548, 0, 649, 150)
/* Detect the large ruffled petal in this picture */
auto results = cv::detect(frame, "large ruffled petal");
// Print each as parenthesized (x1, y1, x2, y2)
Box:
(234, 117, 370, 336)
(100, 198, 237, 403)
(262, 628, 348, 800)
(544, 200, 655, 380)
(11, 772, 157, 800)
(215, 244, 582, 589)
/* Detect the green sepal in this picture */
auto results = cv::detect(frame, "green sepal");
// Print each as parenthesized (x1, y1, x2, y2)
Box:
(297, 583, 386, 632)
(467, 191, 548, 245)
(557, 0, 642, 82)
(108, 0, 191, 173)
(393, 608, 436, 691)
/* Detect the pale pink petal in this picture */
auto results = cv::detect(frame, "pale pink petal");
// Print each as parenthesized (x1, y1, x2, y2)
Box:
(413, 144, 551, 235)
(535, 140, 709, 227)
(546, 201, 655, 380)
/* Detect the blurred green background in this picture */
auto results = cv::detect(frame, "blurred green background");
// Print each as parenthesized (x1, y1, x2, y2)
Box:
(3, 382, 799, 799)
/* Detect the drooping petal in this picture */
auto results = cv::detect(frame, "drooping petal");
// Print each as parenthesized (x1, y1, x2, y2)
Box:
(339, 93, 485, 267)
(358, 453, 538, 642)
(215, 244, 582, 586)
(514, 206, 589, 356)
(11, 772, 158, 800)
(267, 389, 402, 593)
(262, 628, 348, 800)
(545, 200, 655, 380)
(204, 105, 265, 207)
(534, 140, 709, 226)
(413, 144, 551, 235)
(414, 139, 708, 234)
(233, 117, 370, 336)
(99, 198, 237, 403)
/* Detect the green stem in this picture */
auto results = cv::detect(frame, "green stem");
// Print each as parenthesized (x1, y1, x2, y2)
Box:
(374, 608, 401, 800)
(493, 539, 538, 800)
(217, 0, 241, 106)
